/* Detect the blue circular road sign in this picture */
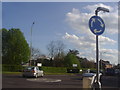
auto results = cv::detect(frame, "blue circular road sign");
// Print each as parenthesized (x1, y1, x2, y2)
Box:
(89, 16, 105, 35)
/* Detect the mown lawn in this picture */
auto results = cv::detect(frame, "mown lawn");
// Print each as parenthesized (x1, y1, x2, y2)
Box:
(42, 66, 67, 73)
(3, 66, 71, 75)
(2, 65, 95, 75)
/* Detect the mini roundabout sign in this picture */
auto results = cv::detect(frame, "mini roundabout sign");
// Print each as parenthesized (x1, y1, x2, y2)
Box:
(89, 16, 105, 35)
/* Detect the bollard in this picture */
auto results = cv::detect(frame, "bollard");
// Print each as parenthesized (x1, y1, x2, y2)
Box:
(82, 73, 95, 89)
(83, 76, 93, 88)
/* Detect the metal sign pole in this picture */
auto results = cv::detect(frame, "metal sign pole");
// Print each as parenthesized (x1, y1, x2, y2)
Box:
(96, 35, 100, 89)
(89, 7, 109, 89)
(95, 12, 100, 89)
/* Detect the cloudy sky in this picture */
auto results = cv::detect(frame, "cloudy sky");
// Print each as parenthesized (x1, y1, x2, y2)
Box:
(2, 2, 118, 64)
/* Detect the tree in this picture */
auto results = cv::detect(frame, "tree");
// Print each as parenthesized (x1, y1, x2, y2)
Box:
(47, 41, 56, 60)
(64, 53, 80, 68)
(47, 40, 66, 67)
(55, 40, 66, 58)
(80, 58, 95, 68)
(69, 49, 79, 56)
(31, 47, 41, 60)
(2, 28, 30, 65)
(47, 40, 65, 60)
(2, 28, 8, 60)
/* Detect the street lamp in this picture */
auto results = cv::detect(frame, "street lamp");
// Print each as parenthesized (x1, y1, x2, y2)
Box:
(95, 7, 109, 16)
(95, 7, 109, 89)
(29, 22, 35, 66)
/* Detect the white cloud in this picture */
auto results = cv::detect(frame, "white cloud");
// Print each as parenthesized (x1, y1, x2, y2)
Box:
(99, 35, 117, 45)
(63, 32, 116, 51)
(66, 8, 91, 35)
(99, 48, 118, 64)
(63, 3, 118, 64)
(66, 3, 118, 35)
(100, 48, 118, 54)
(63, 32, 96, 50)
(84, 3, 114, 14)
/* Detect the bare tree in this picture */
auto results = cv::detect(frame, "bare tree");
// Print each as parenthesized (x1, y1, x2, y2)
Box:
(47, 41, 56, 60)
(47, 40, 66, 61)
(31, 47, 41, 60)
(55, 40, 65, 58)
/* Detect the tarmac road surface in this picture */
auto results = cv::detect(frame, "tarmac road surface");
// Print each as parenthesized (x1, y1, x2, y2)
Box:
(2, 74, 119, 89)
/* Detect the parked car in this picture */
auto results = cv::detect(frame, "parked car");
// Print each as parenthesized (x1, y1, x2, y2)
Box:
(82, 69, 96, 77)
(22, 66, 44, 78)
(82, 69, 102, 81)
(67, 68, 79, 73)
(115, 69, 120, 76)
(105, 68, 115, 76)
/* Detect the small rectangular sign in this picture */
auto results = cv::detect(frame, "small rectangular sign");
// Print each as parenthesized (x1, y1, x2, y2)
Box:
(37, 63, 42, 67)
(73, 64, 77, 67)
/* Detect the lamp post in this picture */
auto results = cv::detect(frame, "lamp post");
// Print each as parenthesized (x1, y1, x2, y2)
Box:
(29, 22, 35, 66)
(95, 7, 109, 89)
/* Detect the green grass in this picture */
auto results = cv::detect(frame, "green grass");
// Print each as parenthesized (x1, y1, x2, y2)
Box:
(42, 66, 67, 73)
(2, 65, 96, 75)
(2, 66, 73, 75)
(44, 72, 74, 75)
(2, 71, 21, 74)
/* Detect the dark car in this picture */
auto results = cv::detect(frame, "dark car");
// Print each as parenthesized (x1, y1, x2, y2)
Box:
(105, 68, 115, 76)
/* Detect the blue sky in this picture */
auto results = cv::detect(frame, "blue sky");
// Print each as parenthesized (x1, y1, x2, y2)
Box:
(2, 2, 118, 64)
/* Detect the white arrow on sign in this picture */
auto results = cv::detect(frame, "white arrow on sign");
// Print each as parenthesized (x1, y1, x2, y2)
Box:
(97, 18, 104, 28)
(91, 18, 95, 27)
(94, 29, 102, 33)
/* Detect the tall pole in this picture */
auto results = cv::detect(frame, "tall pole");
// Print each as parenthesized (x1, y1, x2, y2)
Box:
(30, 22, 34, 66)
(96, 35, 100, 85)
(96, 12, 99, 83)
(95, 10, 101, 89)
(100, 52, 102, 71)
(89, 7, 109, 89)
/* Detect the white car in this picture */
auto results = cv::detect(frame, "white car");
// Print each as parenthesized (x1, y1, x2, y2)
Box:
(22, 66, 44, 78)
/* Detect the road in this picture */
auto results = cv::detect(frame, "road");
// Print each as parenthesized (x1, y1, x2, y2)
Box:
(2, 74, 120, 89)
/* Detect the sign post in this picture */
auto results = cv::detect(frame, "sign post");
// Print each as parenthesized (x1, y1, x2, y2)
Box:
(89, 15, 105, 89)
(89, 7, 109, 89)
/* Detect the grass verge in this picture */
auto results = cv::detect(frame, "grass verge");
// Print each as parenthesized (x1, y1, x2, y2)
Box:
(2, 72, 21, 74)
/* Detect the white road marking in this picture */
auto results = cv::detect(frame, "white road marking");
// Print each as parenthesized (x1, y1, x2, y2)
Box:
(27, 78, 62, 82)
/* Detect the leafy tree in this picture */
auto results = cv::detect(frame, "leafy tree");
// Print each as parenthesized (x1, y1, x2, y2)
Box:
(69, 49, 79, 56)
(64, 53, 80, 68)
(2, 28, 8, 60)
(2, 28, 30, 65)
